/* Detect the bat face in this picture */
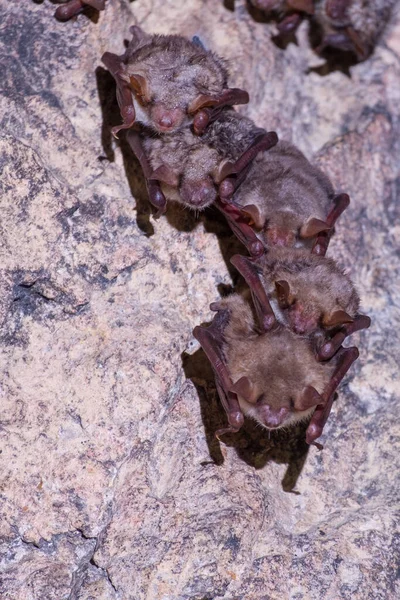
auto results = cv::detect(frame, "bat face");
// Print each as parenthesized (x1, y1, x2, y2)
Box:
(143, 129, 221, 209)
(227, 328, 332, 430)
(263, 212, 304, 248)
(261, 248, 360, 336)
(121, 33, 228, 134)
(219, 294, 333, 431)
(315, 0, 396, 60)
(233, 141, 334, 250)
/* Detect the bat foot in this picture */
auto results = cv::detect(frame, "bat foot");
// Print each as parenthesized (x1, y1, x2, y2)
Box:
(318, 341, 336, 361)
(311, 440, 324, 451)
(193, 111, 210, 136)
(250, 240, 265, 257)
(306, 422, 324, 446)
(55, 5, 81, 21)
(219, 179, 235, 199)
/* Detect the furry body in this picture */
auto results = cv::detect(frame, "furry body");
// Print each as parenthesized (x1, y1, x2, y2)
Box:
(258, 247, 360, 336)
(232, 140, 335, 247)
(219, 293, 334, 430)
(143, 111, 265, 209)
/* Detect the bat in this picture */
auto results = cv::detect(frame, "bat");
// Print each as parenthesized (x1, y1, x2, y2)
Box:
(220, 140, 349, 256)
(193, 291, 359, 447)
(54, 0, 106, 21)
(102, 27, 258, 215)
(314, 0, 397, 61)
(139, 111, 278, 213)
(249, 0, 315, 36)
(102, 27, 250, 138)
(229, 251, 371, 360)
(248, 1, 395, 63)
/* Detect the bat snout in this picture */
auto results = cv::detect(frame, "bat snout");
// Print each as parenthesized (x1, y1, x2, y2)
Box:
(289, 305, 317, 335)
(260, 405, 289, 429)
(152, 106, 186, 133)
(181, 179, 217, 209)
(266, 226, 295, 248)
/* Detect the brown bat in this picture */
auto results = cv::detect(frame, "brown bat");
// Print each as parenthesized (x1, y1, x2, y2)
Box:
(228, 251, 371, 360)
(139, 111, 278, 213)
(249, 0, 315, 36)
(193, 291, 359, 447)
(314, 0, 397, 60)
(102, 27, 249, 138)
(54, 0, 106, 21)
(219, 140, 349, 256)
(102, 27, 256, 214)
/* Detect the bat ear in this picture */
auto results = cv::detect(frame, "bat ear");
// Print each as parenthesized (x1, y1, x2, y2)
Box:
(295, 385, 323, 412)
(275, 280, 292, 308)
(300, 217, 331, 239)
(230, 376, 257, 404)
(214, 159, 236, 184)
(322, 310, 354, 328)
(187, 94, 219, 114)
(287, 0, 314, 15)
(128, 74, 150, 104)
(241, 204, 264, 229)
(128, 26, 152, 49)
(149, 165, 179, 187)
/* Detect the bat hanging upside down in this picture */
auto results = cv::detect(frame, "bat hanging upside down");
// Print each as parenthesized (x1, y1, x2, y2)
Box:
(194, 291, 361, 448)
(248, 0, 396, 63)
(102, 27, 278, 216)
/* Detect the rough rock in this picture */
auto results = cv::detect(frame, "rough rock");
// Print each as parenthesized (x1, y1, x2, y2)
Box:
(0, 1, 399, 598)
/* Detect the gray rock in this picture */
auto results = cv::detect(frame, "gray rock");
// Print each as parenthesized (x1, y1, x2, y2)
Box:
(0, 1, 399, 598)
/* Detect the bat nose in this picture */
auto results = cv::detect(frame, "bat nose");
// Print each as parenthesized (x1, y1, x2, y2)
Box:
(153, 107, 185, 132)
(261, 406, 289, 429)
(266, 226, 295, 248)
(159, 115, 173, 128)
(290, 308, 316, 335)
(181, 179, 216, 209)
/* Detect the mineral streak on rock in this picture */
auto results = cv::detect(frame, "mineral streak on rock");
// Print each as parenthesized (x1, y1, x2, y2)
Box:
(0, 1, 399, 599)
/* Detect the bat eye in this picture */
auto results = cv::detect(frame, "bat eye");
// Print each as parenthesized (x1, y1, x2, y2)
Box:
(289, 397, 295, 410)
(256, 393, 265, 404)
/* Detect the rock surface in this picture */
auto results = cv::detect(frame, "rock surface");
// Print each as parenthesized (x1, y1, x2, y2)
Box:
(0, 1, 399, 598)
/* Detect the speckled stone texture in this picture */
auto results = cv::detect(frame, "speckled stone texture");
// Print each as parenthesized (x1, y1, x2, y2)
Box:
(0, 1, 399, 599)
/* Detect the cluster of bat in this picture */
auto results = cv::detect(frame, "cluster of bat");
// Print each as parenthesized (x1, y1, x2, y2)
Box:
(249, 0, 395, 62)
(51, 0, 395, 65)
(102, 27, 371, 448)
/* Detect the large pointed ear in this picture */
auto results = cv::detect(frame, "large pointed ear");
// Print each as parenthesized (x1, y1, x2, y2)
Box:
(128, 26, 152, 51)
(300, 217, 331, 239)
(149, 165, 179, 187)
(188, 94, 219, 114)
(213, 159, 236, 184)
(322, 310, 354, 328)
(287, 0, 314, 15)
(295, 385, 323, 412)
(241, 204, 264, 229)
(128, 74, 150, 104)
(230, 376, 257, 404)
(275, 280, 292, 308)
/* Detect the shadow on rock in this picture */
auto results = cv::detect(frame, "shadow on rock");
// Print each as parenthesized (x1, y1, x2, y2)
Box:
(182, 346, 310, 493)
(95, 66, 154, 236)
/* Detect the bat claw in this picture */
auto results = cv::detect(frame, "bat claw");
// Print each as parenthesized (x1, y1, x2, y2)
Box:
(311, 441, 324, 451)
